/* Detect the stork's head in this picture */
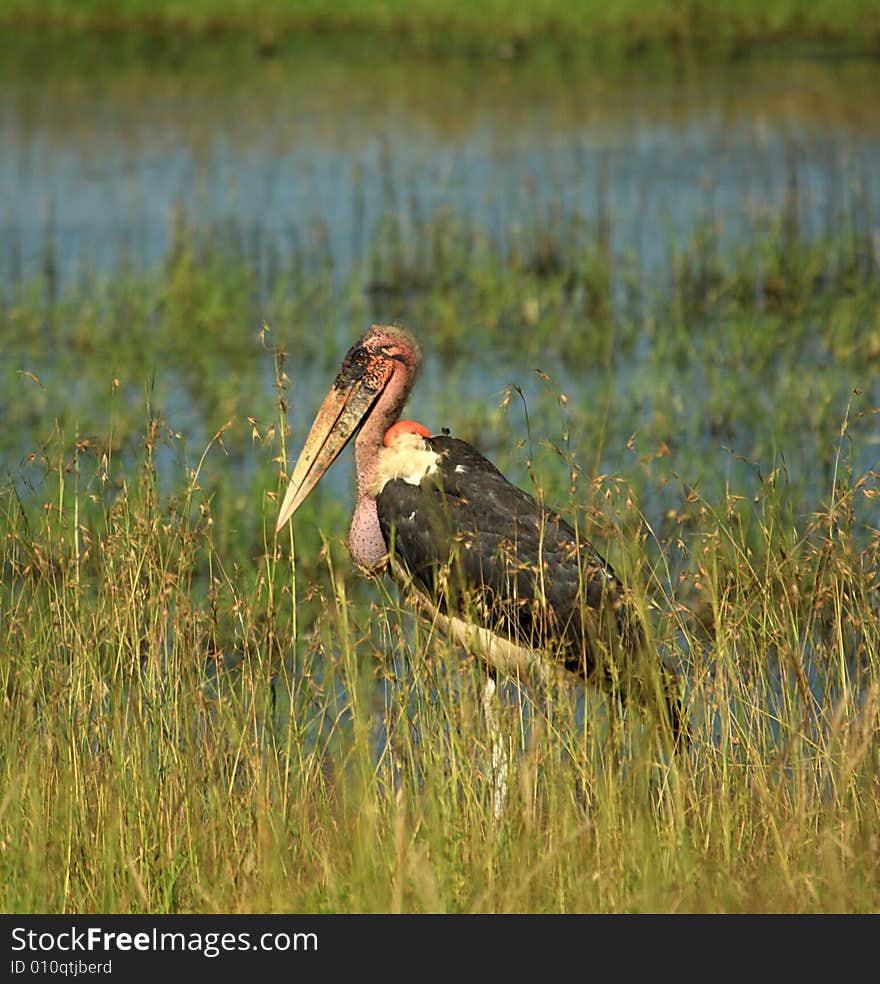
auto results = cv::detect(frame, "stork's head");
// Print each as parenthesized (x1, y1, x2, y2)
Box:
(275, 325, 421, 531)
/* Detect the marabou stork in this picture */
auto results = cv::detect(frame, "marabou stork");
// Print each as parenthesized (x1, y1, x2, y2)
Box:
(276, 324, 687, 747)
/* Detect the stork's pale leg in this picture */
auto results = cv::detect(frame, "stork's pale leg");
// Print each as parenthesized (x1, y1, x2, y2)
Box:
(481, 675, 509, 827)
(393, 564, 521, 826)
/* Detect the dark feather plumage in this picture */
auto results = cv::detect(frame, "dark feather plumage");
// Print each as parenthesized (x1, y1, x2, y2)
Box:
(377, 435, 686, 744)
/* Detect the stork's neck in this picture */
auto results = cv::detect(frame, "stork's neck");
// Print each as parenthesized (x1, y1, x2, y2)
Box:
(353, 406, 386, 502)
(349, 359, 417, 571)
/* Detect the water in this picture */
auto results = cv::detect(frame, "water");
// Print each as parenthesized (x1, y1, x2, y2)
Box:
(2, 45, 879, 290)
(1, 41, 878, 533)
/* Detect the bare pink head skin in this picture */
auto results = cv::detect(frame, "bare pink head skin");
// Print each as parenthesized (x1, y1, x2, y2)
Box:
(275, 325, 424, 572)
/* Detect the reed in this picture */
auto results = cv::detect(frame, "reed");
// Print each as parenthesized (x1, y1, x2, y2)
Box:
(3, 0, 879, 56)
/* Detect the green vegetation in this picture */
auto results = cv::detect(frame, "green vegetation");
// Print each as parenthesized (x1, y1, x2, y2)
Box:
(2, 190, 879, 911)
(2, 0, 880, 56)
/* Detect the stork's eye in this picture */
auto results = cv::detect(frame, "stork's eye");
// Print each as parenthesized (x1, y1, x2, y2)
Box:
(334, 344, 372, 388)
(344, 346, 370, 374)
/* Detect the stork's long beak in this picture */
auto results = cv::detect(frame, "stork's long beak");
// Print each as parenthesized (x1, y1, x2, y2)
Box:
(275, 375, 383, 532)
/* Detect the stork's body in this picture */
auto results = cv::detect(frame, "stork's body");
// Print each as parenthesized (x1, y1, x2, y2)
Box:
(276, 324, 686, 744)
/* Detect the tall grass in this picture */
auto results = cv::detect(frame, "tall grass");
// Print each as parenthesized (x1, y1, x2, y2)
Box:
(1, 396, 877, 912)
(1, 191, 878, 912)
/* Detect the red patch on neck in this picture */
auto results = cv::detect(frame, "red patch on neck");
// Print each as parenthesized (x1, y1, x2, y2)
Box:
(383, 420, 431, 448)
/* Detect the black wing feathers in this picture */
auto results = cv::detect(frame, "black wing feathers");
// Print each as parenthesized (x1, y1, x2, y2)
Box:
(376, 436, 641, 682)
